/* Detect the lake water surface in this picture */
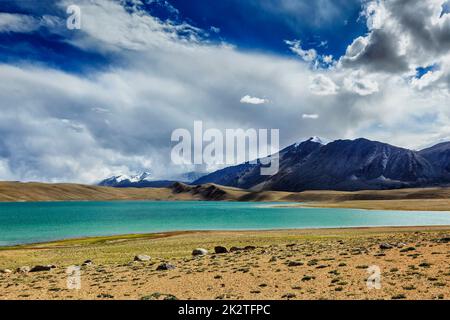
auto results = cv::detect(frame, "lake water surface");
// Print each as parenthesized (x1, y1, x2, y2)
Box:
(1, 201, 450, 246)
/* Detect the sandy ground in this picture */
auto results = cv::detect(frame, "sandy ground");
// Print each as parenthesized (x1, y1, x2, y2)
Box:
(0, 227, 449, 300)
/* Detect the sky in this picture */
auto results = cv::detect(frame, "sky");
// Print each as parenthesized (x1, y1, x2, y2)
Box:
(0, 0, 450, 183)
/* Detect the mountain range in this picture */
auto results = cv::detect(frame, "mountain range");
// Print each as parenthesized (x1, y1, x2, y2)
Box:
(99, 137, 450, 192)
(193, 137, 450, 191)
(98, 171, 207, 188)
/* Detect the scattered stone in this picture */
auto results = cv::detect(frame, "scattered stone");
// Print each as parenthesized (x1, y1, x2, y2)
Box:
(244, 246, 256, 251)
(192, 248, 208, 256)
(0, 269, 12, 274)
(392, 294, 406, 300)
(16, 266, 31, 273)
(156, 263, 176, 271)
(134, 255, 151, 262)
(307, 259, 318, 266)
(141, 292, 178, 300)
(214, 246, 228, 254)
(82, 260, 93, 266)
(402, 285, 416, 290)
(281, 293, 296, 299)
(269, 256, 277, 262)
(419, 262, 431, 268)
(379, 243, 393, 250)
(400, 247, 416, 252)
(438, 237, 450, 243)
(301, 275, 315, 281)
(287, 261, 304, 267)
(30, 265, 55, 272)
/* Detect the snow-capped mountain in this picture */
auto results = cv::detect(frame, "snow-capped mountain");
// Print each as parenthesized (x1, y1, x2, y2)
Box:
(294, 136, 329, 147)
(99, 172, 152, 186)
(98, 170, 208, 188)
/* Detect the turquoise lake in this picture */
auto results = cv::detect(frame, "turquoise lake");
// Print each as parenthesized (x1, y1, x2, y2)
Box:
(1, 201, 450, 246)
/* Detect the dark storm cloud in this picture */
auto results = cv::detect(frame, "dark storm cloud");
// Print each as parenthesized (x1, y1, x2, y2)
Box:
(388, 0, 450, 55)
(340, 0, 450, 74)
(340, 29, 409, 73)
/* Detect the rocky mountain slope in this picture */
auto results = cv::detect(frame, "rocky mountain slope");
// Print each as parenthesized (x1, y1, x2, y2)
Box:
(195, 138, 450, 191)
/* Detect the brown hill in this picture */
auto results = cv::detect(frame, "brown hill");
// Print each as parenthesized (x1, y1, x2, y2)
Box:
(1, 181, 450, 211)
(0, 181, 248, 202)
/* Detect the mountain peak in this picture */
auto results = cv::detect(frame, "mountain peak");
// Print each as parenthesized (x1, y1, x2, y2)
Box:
(294, 136, 328, 147)
(308, 136, 327, 144)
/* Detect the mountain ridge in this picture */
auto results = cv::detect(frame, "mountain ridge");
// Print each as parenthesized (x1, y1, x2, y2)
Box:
(193, 137, 450, 191)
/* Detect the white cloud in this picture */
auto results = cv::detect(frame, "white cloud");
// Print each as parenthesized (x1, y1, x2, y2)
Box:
(0, 13, 41, 33)
(323, 55, 334, 64)
(240, 95, 268, 105)
(411, 70, 445, 90)
(302, 113, 319, 119)
(344, 72, 380, 96)
(285, 40, 318, 62)
(309, 74, 339, 95)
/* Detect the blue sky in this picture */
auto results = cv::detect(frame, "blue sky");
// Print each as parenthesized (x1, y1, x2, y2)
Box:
(0, 0, 368, 73)
(0, 0, 450, 183)
(163, 0, 367, 58)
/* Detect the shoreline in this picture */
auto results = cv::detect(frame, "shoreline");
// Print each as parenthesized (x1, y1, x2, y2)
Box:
(2, 225, 450, 250)
(273, 202, 450, 212)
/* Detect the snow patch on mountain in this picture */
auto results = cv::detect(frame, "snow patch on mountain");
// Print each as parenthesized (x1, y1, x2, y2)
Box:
(294, 136, 329, 147)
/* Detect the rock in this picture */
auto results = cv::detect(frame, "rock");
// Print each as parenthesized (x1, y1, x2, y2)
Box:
(230, 247, 243, 252)
(82, 260, 93, 266)
(134, 255, 151, 262)
(438, 237, 450, 243)
(30, 265, 55, 272)
(0, 269, 12, 274)
(192, 248, 208, 256)
(379, 243, 394, 250)
(16, 266, 31, 273)
(287, 261, 304, 267)
(214, 246, 228, 254)
(282, 293, 296, 299)
(156, 263, 176, 271)
(244, 246, 256, 251)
